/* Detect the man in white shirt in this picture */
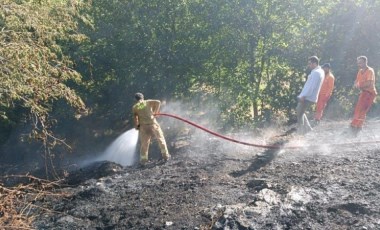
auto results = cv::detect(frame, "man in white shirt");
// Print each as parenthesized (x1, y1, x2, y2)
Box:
(296, 56, 325, 134)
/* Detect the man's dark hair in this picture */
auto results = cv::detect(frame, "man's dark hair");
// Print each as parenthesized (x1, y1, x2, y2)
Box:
(135, 92, 144, 100)
(322, 63, 331, 69)
(308, 56, 320, 65)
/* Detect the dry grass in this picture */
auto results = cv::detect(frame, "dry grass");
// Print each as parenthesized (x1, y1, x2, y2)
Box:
(0, 175, 68, 230)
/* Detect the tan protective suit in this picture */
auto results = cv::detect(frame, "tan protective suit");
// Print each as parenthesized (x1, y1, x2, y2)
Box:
(133, 100, 169, 163)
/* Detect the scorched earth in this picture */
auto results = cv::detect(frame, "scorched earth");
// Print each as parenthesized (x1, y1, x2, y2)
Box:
(29, 119, 380, 229)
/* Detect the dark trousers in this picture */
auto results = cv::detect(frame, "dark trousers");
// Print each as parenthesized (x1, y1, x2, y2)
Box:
(296, 100, 314, 134)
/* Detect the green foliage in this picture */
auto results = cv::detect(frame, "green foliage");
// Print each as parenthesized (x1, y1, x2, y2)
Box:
(318, 0, 380, 116)
(72, 0, 380, 131)
(0, 0, 87, 160)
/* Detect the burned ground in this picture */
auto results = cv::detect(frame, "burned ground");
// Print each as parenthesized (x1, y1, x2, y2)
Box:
(3, 120, 380, 229)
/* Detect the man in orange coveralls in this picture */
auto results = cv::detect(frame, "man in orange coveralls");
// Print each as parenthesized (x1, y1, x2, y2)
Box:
(350, 56, 377, 136)
(314, 63, 335, 123)
(133, 92, 170, 165)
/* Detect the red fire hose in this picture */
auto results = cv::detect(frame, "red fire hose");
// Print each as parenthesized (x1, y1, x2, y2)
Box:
(157, 113, 281, 149)
(156, 113, 380, 149)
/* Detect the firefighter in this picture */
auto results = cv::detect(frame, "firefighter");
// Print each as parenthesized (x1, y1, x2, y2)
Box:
(132, 93, 170, 165)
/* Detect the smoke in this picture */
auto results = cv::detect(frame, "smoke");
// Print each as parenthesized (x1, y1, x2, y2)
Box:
(79, 98, 380, 168)
(158, 100, 272, 158)
(279, 119, 380, 161)
(160, 100, 222, 129)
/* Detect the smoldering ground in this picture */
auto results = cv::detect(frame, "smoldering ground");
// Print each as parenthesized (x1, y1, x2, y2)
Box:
(29, 116, 380, 229)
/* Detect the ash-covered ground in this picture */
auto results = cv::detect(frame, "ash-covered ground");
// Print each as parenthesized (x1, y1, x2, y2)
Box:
(28, 120, 380, 229)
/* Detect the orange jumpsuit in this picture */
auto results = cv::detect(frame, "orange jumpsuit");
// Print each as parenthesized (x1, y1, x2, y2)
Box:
(351, 67, 377, 128)
(314, 73, 335, 121)
(133, 100, 169, 163)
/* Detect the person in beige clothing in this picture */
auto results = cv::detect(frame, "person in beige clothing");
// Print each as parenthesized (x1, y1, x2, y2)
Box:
(133, 92, 170, 165)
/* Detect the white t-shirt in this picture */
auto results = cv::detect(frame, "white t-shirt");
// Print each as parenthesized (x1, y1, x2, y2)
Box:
(298, 66, 325, 103)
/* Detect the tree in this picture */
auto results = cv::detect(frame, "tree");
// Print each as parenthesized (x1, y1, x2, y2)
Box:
(0, 0, 88, 175)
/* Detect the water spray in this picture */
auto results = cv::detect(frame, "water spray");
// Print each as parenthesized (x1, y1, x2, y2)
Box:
(95, 129, 139, 166)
